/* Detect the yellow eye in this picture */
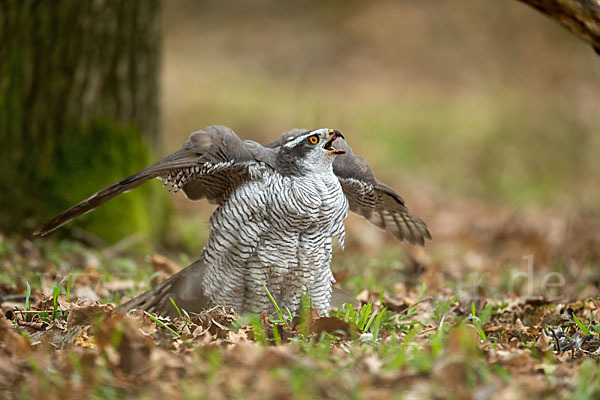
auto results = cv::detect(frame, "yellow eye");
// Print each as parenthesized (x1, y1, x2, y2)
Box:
(309, 135, 319, 144)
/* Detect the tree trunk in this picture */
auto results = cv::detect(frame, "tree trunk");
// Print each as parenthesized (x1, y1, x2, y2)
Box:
(517, 0, 600, 52)
(0, 0, 164, 240)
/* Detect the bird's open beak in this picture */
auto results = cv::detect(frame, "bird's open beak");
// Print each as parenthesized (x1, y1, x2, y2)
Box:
(323, 129, 345, 155)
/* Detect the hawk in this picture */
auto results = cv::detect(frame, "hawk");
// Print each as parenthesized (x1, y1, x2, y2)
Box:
(35, 126, 431, 317)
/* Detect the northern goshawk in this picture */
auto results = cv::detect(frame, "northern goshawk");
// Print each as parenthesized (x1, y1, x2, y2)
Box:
(35, 126, 431, 316)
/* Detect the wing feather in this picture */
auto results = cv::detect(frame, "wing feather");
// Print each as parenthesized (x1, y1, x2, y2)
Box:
(332, 140, 431, 246)
(34, 126, 273, 236)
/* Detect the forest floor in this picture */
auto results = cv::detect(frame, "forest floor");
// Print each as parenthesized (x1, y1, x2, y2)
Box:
(1, 196, 600, 399)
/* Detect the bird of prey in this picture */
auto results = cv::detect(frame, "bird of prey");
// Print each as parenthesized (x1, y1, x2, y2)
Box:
(35, 126, 431, 317)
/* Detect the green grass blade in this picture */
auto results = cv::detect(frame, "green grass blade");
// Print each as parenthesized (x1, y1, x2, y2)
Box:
(169, 296, 184, 321)
(255, 274, 284, 322)
(364, 308, 379, 332)
(416, 282, 426, 301)
(371, 309, 387, 342)
(144, 311, 181, 338)
(358, 304, 372, 330)
(272, 324, 281, 346)
(23, 278, 31, 322)
(572, 313, 592, 336)
(65, 273, 72, 302)
(52, 285, 60, 320)
(344, 304, 353, 323)
(284, 306, 293, 321)
(24, 279, 31, 311)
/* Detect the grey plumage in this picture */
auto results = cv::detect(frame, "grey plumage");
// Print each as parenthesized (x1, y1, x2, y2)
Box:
(35, 126, 431, 317)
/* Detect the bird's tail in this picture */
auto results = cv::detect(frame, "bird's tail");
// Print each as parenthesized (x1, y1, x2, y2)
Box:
(116, 257, 211, 318)
(116, 256, 357, 318)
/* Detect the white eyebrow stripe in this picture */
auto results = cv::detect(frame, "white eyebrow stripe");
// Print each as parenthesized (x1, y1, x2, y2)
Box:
(283, 132, 312, 148)
(282, 129, 330, 149)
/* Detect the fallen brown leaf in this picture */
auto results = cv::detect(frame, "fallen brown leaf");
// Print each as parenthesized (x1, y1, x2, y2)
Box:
(67, 303, 113, 329)
(95, 314, 154, 375)
(149, 254, 181, 275)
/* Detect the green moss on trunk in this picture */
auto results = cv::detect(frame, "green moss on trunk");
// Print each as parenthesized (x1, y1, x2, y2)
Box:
(0, 0, 164, 242)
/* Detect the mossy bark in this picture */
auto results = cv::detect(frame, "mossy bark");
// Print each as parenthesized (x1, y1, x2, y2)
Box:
(0, 0, 165, 241)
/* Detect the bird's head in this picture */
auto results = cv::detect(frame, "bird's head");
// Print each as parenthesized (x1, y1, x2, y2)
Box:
(277, 129, 346, 175)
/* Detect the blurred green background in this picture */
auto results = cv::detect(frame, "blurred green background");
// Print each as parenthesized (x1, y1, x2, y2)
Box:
(161, 0, 599, 253)
(2, 0, 599, 248)
(162, 0, 600, 205)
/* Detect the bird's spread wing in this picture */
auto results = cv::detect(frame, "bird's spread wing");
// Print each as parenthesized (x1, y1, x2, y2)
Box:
(268, 129, 431, 245)
(332, 139, 431, 246)
(34, 126, 276, 236)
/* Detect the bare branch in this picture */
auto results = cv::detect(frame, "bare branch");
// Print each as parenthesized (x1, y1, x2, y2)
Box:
(517, 0, 600, 52)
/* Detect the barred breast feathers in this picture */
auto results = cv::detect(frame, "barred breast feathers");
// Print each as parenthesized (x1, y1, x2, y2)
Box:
(198, 166, 348, 315)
